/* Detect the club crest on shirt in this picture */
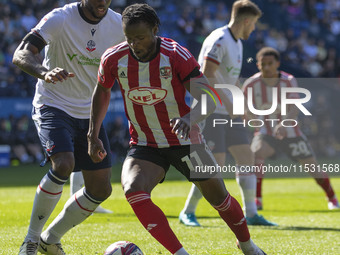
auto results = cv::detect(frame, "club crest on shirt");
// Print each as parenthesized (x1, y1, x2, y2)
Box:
(159, 66, 172, 79)
(86, 40, 96, 52)
(45, 140, 55, 153)
(208, 44, 220, 59)
(127, 87, 167, 105)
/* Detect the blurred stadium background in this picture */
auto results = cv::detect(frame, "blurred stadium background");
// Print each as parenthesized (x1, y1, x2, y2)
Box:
(1, 0, 340, 166)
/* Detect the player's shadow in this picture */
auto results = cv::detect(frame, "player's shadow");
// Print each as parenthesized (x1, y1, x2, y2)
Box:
(268, 209, 340, 214)
(272, 225, 340, 232)
(167, 215, 340, 231)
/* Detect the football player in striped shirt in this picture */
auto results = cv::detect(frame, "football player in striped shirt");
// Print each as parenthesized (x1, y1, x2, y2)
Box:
(242, 46, 339, 211)
(88, 3, 266, 255)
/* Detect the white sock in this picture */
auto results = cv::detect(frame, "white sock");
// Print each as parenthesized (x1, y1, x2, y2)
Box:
(174, 247, 189, 255)
(182, 184, 203, 214)
(41, 188, 101, 244)
(238, 238, 262, 255)
(70, 171, 84, 196)
(25, 169, 67, 243)
(236, 169, 257, 218)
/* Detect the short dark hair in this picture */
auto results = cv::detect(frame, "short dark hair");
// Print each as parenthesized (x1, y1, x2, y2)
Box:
(122, 3, 160, 28)
(231, 0, 262, 20)
(256, 47, 280, 61)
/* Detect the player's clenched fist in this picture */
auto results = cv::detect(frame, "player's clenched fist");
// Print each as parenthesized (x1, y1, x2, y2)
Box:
(87, 136, 107, 163)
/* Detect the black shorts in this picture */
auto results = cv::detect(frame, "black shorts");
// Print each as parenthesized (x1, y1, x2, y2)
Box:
(252, 134, 314, 162)
(126, 143, 218, 181)
(32, 105, 112, 171)
(202, 114, 249, 153)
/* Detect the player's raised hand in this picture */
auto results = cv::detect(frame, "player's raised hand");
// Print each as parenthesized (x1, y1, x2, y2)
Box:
(87, 136, 107, 163)
(170, 117, 191, 140)
(44, 67, 75, 84)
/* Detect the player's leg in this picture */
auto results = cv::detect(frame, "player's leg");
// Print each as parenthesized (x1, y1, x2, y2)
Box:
(229, 142, 257, 215)
(179, 152, 226, 227)
(179, 183, 202, 226)
(298, 157, 339, 210)
(70, 170, 113, 213)
(40, 167, 112, 248)
(229, 143, 276, 226)
(38, 120, 112, 254)
(69, 171, 83, 196)
(250, 135, 275, 210)
(225, 118, 276, 226)
(179, 114, 227, 226)
(122, 147, 189, 255)
(177, 143, 265, 254)
(283, 135, 339, 210)
(195, 179, 265, 254)
(19, 106, 75, 255)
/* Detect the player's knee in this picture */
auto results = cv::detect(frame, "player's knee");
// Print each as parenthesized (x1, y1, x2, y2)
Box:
(122, 180, 144, 195)
(51, 152, 75, 177)
(88, 183, 112, 200)
(99, 184, 112, 200)
(206, 193, 227, 207)
(202, 188, 228, 206)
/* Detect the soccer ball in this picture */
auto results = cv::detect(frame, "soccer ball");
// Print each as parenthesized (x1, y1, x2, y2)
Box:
(104, 241, 143, 255)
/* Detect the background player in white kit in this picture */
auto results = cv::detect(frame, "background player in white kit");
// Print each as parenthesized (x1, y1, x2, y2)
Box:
(242, 46, 339, 211)
(179, 0, 276, 227)
(12, 1, 124, 254)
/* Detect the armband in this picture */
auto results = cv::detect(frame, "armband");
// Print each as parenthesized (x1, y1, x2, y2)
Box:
(183, 67, 201, 82)
(22, 32, 46, 52)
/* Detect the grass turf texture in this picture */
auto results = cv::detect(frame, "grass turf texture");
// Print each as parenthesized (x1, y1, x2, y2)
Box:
(0, 163, 339, 254)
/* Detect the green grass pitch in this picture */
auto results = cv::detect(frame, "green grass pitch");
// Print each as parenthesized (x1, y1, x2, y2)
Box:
(0, 163, 339, 254)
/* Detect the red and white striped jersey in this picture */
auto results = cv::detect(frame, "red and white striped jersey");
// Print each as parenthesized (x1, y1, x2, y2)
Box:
(242, 71, 303, 138)
(98, 37, 204, 148)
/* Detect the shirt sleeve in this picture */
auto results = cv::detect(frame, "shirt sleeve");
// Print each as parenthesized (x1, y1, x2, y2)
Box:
(32, 9, 64, 44)
(204, 37, 226, 65)
(97, 49, 117, 88)
(287, 76, 300, 99)
(174, 46, 201, 82)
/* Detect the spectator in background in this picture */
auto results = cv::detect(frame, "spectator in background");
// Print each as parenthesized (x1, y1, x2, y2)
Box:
(20, 9, 38, 32)
(0, 115, 43, 164)
(12, 115, 44, 163)
(2, 0, 340, 99)
(177, 7, 194, 35)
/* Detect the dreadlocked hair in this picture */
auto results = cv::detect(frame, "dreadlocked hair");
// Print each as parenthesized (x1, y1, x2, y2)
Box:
(122, 3, 161, 28)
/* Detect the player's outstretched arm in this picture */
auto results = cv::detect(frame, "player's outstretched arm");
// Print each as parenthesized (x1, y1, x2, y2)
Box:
(12, 38, 75, 84)
(87, 82, 111, 163)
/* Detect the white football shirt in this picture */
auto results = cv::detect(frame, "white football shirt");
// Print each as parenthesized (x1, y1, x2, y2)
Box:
(32, 2, 125, 118)
(198, 25, 243, 115)
(242, 71, 302, 138)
